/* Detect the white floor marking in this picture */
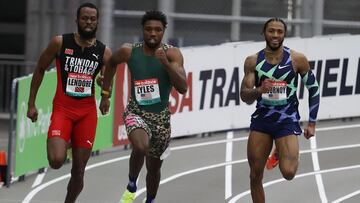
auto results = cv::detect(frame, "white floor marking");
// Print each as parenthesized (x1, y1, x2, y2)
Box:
(31, 168, 48, 188)
(310, 136, 328, 202)
(135, 159, 248, 197)
(22, 123, 360, 202)
(332, 189, 360, 203)
(22, 155, 130, 203)
(225, 131, 234, 199)
(228, 164, 360, 203)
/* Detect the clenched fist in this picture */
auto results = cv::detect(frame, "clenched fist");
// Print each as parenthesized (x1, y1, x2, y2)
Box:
(155, 47, 170, 66)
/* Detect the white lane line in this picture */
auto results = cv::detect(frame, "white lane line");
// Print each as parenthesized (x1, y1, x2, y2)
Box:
(135, 142, 360, 199)
(169, 123, 360, 151)
(22, 155, 130, 203)
(135, 159, 249, 197)
(332, 189, 360, 203)
(310, 136, 328, 202)
(22, 123, 360, 203)
(228, 164, 360, 203)
(23, 174, 71, 203)
(23, 137, 250, 203)
(31, 168, 48, 188)
(225, 131, 234, 200)
(316, 124, 360, 132)
(171, 136, 248, 151)
(301, 143, 360, 154)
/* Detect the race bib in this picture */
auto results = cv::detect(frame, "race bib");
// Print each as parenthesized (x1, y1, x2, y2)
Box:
(134, 78, 161, 105)
(261, 81, 287, 106)
(66, 73, 93, 97)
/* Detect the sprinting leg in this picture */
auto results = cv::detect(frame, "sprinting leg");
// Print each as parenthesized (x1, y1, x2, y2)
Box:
(127, 128, 149, 189)
(47, 111, 72, 169)
(145, 156, 163, 203)
(120, 128, 150, 203)
(247, 131, 273, 203)
(47, 137, 68, 169)
(64, 147, 92, 203)
(275, 134, 299, 180)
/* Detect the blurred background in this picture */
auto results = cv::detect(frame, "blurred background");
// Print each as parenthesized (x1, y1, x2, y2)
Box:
(1, 0, 360, 115)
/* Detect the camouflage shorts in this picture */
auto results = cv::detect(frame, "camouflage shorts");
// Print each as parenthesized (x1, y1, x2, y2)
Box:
(123, 99, 171, 158)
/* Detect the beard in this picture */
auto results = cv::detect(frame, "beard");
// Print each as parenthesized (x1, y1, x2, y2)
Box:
(265, 38, 284, 51)
(77, 24, 97, 40)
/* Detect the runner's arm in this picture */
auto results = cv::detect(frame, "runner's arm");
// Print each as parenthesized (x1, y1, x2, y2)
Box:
(296, 52, 320, 124)
(101, 43, 131, 94)
(100, 44, 131, 115)
(157, 47, 187, 94)
(96, 47, 112, 87)
(27, 36, 61, 121)
(293, 51, 319, 139)
(240, 55, 263, 104)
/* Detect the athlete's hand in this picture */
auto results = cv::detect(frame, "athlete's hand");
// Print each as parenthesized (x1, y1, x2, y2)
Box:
(155, 47, 170, 66)
(96, 74, 104, 87)
(27, 105, 38, 122)
(303, 122, 316, 139)
(99, 97, 110, 115)
(259, 78, 273, 93)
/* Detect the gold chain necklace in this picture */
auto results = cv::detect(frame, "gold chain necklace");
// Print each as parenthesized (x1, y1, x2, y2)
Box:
(74, 33, 96, 47)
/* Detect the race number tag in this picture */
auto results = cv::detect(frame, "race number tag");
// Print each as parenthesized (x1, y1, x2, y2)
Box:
(66, 73, 93, 97)
(134, 78, 161, 105)
(262, 81, 287, 106)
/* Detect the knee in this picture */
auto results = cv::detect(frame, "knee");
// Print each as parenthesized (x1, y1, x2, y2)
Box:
(71, 166, 85, 180)
(129, 129, 150, 156)
(48, 156, 65, 169)
(279, 158, 298, 180)
(132, 142, 149, 156)
(280, 168, 297, 180)
(147, 164, 161, 175)
(249, 168, 263, 183)
(146, 157, 162, 175)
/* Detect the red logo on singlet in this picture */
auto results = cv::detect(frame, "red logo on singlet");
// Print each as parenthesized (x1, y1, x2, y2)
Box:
(65, 48, 74, 55)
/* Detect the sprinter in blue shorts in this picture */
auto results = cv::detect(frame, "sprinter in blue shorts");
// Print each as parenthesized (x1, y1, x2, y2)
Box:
(240, 18, 320, 203)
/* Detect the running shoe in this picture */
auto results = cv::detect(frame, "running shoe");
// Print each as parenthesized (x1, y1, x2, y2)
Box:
(266, 148, 279, 170)
(119, 189, 136, 203)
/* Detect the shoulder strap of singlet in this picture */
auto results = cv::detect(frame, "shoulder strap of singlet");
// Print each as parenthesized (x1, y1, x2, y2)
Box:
(162, 43, 173, 51)
(62, 33, 74, 45)
(256, 49, 266, 64)
(282, 46, 291, 65)
(132, 42, 143, 48)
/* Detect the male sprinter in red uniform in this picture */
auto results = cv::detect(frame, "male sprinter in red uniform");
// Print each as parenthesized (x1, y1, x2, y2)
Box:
(27, 3, 111, 203)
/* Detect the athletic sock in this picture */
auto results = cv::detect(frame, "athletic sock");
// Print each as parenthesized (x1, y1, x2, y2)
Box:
(126, 175, 137, 193)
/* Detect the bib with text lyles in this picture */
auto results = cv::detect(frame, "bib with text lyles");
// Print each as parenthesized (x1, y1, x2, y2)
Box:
(134, 78, 161, 105)
(261, 81, 287, 106)
(66, 73, 93, 97)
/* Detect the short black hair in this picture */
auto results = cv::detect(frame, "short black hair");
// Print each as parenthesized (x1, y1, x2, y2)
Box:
(77, 2, 99, 19)
(262, 18, 287, 34)
(141, 11, 167, 28)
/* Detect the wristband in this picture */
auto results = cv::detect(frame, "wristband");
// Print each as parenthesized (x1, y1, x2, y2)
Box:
(101, 89, 111, 98)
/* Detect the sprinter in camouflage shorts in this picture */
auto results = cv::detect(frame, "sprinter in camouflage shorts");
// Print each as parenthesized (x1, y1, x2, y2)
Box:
(123, 98, 171, 158)
(100, 11, 188, 203)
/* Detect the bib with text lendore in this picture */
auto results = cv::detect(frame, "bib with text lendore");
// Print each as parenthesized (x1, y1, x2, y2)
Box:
(66, 73, 93, 97)
(134, 78, 161, 105)
(261, 81, 287, 106)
